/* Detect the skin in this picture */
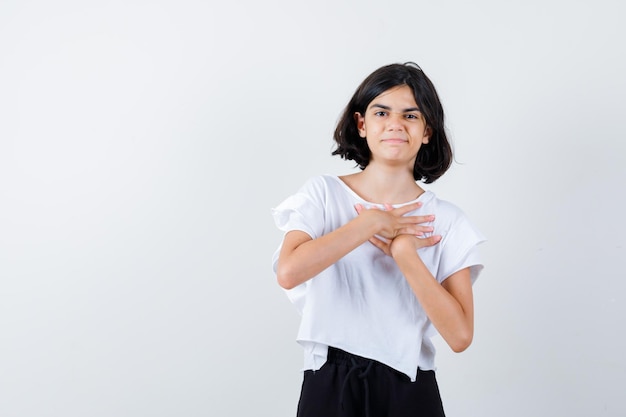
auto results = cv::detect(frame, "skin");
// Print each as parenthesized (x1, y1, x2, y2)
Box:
(276, 85, 474, 353)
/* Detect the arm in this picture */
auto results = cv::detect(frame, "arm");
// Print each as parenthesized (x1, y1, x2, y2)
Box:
(390, 235, 474, 352)
(276, 202, 433, 290)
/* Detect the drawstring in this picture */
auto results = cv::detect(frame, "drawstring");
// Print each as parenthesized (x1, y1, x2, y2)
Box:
(339, 357, 374, 417)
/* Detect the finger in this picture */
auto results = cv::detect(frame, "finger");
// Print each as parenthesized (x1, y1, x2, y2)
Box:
(392, 202, 423, 216)
(398, 214, 435, 225)
(395, 226, 423, 236)
(416, 225, 434, 233)
(401, 225, 434, 235)
(355, 203, 363, 214)
(368, 236, 392, 256)
(415, 235, 442, 249)
(372, 234, 390, 244)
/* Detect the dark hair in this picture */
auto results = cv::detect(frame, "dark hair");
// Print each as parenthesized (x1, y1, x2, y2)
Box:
(332, 62, 452, 183)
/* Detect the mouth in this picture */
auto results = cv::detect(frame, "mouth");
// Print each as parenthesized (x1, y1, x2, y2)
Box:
(381, 138, 408, 144)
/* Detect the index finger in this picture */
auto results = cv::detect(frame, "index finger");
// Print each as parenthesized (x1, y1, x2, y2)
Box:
(398, 214, 435, 225)
(392, 201, 422, 216)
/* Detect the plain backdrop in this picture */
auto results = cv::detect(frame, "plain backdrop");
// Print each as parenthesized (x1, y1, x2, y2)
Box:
(1, 0, 625, 416)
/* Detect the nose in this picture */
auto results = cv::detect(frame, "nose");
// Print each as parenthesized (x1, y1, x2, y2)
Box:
(386, 112, 405, 130)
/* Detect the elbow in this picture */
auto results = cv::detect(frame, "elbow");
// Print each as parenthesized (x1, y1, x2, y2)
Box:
(276, 263, 300, 290)
(277, 275, 297, 290)
(450, 332, 473, 353)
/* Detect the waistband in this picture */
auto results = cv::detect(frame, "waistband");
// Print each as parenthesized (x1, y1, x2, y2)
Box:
(327, 346, 436, 382)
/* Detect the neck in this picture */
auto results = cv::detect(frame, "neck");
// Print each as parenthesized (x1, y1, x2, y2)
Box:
(345, 163, 423, 204)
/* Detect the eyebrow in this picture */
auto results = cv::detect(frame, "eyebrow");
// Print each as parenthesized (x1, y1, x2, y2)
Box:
(370, 103, 421, 113)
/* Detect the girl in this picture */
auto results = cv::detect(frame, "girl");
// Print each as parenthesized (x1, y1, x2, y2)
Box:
(272, 62, 485, 417)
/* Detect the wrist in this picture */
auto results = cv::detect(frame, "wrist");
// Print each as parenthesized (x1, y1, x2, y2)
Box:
(353, 210, 383, 241)
(390, 235, 416, 258)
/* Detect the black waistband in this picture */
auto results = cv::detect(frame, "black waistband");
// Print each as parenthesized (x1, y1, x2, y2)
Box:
(327, 346, 435, 382)
(328, 346, 380, 365)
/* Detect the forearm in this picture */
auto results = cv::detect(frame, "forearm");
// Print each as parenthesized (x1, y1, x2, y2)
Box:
(393, 245, 474, 352)
(276, 215, 378, 289)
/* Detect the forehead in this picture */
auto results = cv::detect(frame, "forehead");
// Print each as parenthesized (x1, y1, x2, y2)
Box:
(366, 85, 418, 110)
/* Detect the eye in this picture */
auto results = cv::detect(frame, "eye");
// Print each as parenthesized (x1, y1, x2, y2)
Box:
(374, 111, 387, 117)
(405, 113, 420, 120)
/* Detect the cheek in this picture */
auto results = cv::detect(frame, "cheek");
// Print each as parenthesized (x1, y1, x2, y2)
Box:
(418, 126, 430, 141)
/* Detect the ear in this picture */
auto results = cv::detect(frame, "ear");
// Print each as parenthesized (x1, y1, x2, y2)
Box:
(354, 112, 366, 138)
(422, 126, 432, 144)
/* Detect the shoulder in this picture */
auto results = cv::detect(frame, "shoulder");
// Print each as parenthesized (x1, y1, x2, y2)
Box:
(423, 192, 467, 224)
(296, 175, 341, 198)
(425, 192, 485, 238)
(272, 176, 335, 234)
(425, 192, 486, 244)
(300, 175, 338, 189)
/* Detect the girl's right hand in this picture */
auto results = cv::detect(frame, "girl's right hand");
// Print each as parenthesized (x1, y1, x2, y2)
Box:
(354, 202, 436, 256)
(354, 202, 435, 239)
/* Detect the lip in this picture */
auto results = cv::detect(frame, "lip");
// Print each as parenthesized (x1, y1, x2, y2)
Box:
(381, 138, 407, 144)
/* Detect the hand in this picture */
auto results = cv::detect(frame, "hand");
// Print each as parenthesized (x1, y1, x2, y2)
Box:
(354, 202, 437, 256)
(367, 232, 441, 257)
(389, 233, 441, 258)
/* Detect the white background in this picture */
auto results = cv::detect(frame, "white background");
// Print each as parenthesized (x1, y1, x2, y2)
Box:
(1, 0, 625, 416)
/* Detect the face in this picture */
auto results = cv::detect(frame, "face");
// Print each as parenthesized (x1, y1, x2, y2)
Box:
(355, 84, 430, 167)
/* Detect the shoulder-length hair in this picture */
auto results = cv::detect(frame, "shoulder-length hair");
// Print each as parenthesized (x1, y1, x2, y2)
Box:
(332, 62, 452, 183)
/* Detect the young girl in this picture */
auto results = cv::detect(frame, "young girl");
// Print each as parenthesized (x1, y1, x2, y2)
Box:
(271, 62, 485, 417)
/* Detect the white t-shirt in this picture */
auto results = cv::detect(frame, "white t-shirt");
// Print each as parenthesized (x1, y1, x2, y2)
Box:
(272, 175, 485, 381)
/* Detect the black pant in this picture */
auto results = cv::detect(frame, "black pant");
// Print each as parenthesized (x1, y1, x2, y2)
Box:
(296, 347, 446, 417)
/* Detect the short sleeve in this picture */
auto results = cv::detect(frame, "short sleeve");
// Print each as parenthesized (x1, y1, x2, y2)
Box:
(437, 211, 486, 284)
(271, 178, 326, 272)
(271, 178, 327, 314)
(271, 176, 328, 240)
(271, 192, 325, 240)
